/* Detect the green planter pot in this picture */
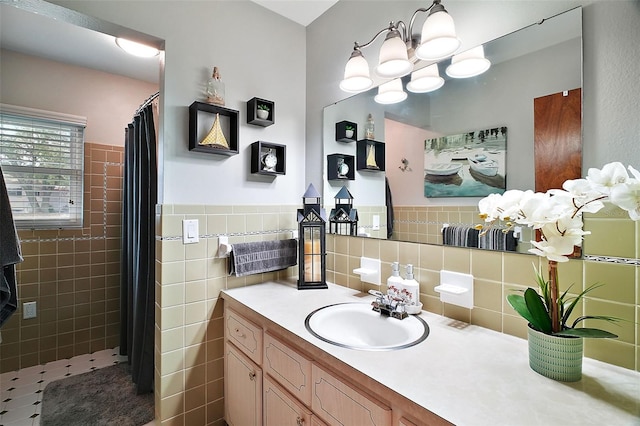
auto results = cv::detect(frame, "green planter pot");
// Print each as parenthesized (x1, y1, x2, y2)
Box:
(527, 325, 583, 382)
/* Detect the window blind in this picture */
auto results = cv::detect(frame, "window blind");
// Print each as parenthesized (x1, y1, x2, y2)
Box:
(0, 104, 86, 229)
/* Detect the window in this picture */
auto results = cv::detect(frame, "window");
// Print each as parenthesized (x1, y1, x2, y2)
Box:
(0, 104, 85, 229)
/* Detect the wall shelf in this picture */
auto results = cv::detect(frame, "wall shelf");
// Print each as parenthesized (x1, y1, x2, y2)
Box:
(335, 120, 357, 142)
(327, 154, 355, 180)
(251, 141, 286, 175)
(189, 101, 239, 156)
(356, 139, 385, 172)
(247, 97, 275, 127)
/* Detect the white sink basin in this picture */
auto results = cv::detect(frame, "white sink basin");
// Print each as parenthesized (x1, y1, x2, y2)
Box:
(304, 303, 429, 350)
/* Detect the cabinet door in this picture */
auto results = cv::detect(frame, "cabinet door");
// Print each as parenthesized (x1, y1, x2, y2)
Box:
(264, 333, 312, 406)
(312, 364, 391, 426)
(225, 342, 263, 426)
(264, 375, 312, 426)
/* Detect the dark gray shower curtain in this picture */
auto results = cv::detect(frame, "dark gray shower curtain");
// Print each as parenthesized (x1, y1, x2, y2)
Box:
(120, 102, 156, 395)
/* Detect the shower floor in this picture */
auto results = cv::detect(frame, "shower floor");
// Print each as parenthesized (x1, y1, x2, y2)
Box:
(0, 347, 155, 426)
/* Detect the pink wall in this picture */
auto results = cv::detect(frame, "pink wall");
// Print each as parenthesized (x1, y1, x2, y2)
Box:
(1, 49, 158, 146)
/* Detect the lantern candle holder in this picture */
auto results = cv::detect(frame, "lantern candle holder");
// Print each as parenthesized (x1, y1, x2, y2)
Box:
(297, 184, 328, 290)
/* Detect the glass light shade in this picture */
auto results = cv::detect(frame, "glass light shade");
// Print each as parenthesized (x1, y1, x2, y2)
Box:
(374, 78, 407, 104)
(406, 64, 445, 93)
(415, 11, 461, 61)
(115, 38, 160, 58)
(340, 52, 373, 93)
(445, 45, 491, 78)
(375, 31, 412, 79)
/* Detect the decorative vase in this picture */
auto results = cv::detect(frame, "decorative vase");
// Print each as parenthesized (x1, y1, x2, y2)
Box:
(257, 109, 269, 120)
(345, 129, 354, 139)
(527, 325, 583, 382)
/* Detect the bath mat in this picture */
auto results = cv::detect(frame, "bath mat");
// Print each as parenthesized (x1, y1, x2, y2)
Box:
(40, 363, 154, 426)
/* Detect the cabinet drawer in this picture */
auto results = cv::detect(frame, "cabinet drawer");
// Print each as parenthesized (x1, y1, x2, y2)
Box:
(312, 364, 391, 426)
(264, 333, 312, 406)
(225, 308, 263, 364)
(264, 375, 312, 426)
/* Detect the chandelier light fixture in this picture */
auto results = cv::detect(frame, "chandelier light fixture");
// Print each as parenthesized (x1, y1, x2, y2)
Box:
(340, 0, 490, 103)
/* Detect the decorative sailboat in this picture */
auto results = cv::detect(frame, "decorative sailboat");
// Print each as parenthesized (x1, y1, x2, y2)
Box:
(366, 143, 379, 169)
(199, 113, 229, 149)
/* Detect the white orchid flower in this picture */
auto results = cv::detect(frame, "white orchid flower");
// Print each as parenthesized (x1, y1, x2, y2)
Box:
(585, 162, 629, 195)
(478, 162, 638, 262)
(609, 166, 640, 220)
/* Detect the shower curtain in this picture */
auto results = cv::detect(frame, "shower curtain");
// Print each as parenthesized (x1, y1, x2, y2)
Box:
(120, 99, 157, 395)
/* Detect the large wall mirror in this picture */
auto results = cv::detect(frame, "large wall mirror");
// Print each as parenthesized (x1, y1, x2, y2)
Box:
(323, 7, 582, 255)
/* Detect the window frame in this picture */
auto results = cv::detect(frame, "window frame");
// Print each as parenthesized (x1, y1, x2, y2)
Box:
(0, 103, 86, 229)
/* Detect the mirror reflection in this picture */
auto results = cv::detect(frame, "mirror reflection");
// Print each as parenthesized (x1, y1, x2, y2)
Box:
(323, 7, 582, 255)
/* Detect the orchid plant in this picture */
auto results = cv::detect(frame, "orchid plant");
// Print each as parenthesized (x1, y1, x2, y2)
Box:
(477, 162, 640, 336)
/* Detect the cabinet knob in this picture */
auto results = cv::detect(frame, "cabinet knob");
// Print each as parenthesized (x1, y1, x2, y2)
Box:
(249, 371, 256, 381)
(234, 327, 245, 338)
(296, 416, 304, 426)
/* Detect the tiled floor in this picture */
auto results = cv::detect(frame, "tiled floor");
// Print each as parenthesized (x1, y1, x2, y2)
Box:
(0, 348, 155, 426)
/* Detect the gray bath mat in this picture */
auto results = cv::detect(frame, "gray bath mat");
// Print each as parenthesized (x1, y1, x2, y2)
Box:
(41, 363, 154, 426)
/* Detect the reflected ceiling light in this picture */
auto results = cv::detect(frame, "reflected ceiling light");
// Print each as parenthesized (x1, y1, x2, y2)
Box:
(339, 0, 460, 98)
(340, 49, 374, 92)
(446, 45, 491, 78)
(406, 64, 445, 93)
(374, 78, 407, 104)
(115, 37, 160, 58)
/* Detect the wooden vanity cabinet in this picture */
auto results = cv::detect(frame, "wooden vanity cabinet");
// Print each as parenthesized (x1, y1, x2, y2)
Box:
(223, 303, 445, 426)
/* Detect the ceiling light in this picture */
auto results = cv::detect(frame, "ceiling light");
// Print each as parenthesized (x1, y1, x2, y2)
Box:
(375, 29, 412, 79)
(374, 78, 407, 104)
(116, 37, 160, 58)
(340, 49, 373, 93)
(415, 2, 460, 61)
(339, 0, 460, 99)
(406, 64, 445, 93)
(446, 45, 491, 78)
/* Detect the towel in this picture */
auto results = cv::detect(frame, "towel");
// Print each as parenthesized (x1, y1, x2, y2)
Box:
(229, 239, 297, 277)
(0, 166, 23, 327)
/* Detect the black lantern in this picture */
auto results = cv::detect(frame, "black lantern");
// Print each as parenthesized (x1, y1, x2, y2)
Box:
(329, 186, 358, 236)
(297, 184, 327, 290)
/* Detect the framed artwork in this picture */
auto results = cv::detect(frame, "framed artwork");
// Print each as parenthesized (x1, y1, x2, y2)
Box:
(424, 127, 507, 198)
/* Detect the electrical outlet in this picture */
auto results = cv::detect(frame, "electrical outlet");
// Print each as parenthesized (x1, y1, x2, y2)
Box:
(23, 301, 37, 319)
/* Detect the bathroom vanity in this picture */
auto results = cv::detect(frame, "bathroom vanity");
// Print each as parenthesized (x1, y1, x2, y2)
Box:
(221, 280, 640, 426)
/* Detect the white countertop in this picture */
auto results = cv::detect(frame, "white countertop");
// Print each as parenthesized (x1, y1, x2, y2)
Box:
(221, 280, 640, 426)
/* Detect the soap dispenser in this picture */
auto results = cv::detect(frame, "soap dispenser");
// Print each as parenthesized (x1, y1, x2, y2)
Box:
(387, 261, 404, 298)
(403, 264, 422, 314)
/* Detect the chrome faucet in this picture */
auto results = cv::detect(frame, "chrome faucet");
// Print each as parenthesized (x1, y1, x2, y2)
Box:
(368, 290, 408, 320)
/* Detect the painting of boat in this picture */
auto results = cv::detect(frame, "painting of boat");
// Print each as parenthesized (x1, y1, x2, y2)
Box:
(424, 126, 506, 197)
(468, 156, 498, 177)
(425, 163, 463, 176)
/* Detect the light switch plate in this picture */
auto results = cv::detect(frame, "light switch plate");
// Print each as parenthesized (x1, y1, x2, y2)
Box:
(372, 215, 380, 230)
(183, 219, 199, 244)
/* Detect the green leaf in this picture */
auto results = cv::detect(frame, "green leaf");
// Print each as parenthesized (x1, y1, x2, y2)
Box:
(554, 328, 618, 338)
(524, 288, 552, 333)
(562, 283, 605, 327)
(507, 294, 537, 325)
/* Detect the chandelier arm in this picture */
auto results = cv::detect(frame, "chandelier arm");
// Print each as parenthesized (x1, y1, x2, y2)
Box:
(407, 2, 438, 46)
(355, 24, 395, 50)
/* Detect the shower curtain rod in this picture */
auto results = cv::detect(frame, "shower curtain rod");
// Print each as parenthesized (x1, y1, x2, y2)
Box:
(135, 91, 159, 116)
